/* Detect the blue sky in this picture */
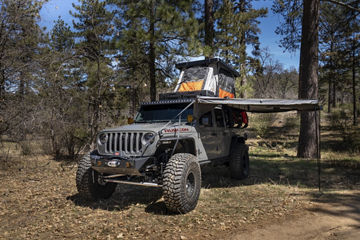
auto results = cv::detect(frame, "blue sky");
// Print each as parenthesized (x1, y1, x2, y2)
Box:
(39, 0, 300, 70)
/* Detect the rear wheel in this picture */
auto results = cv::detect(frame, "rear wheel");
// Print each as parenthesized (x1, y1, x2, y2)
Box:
(76, 155, 116, 200)
(163, 153, 201, 213)
(229, 143, 249, 180)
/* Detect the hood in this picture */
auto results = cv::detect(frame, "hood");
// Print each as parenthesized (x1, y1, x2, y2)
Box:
(101, 122, 180, 133)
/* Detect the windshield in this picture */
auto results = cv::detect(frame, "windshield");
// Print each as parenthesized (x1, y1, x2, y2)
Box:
(135, 103, 193, 123)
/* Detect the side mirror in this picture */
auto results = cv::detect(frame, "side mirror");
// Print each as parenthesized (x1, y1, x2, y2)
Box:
(128, 117, 134, 124)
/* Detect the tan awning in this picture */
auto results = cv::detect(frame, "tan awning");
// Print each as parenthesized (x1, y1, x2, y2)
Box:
(196, 96, 320, 113)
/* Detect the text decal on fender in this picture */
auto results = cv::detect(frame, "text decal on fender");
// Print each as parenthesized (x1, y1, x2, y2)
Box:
(163, 128, 190, 133)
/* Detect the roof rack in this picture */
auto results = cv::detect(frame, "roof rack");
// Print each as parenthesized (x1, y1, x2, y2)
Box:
(159, 90, 214, 101)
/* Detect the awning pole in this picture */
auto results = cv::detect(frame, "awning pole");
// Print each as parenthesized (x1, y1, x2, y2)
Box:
(316, 109, 321, 192)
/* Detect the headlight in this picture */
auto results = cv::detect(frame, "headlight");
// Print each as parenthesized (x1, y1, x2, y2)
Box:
(98, 133, 107, 145)
(142, 132, 155, 145)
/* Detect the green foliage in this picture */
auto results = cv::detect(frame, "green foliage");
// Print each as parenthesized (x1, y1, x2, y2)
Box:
(50, 17, 74, 52)
(0, 0, 46, 138)
(319, 1, 359, 114)
(272, 0, 303, 52)
(329, 107, 360, 152)
(250, 113, 276, 139)
(214, 0, 267, 96)
(71, 0, 116, 141)
(111, 0, 200, 101)
(215, 0, 267, 62)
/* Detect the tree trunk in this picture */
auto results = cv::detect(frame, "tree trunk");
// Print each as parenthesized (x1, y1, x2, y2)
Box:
(297, 0, 320, 159)
(328, 80, 331, 113)
(328, 41, 334, 113)
(19, 72, 25, 98)
(149, 1, 156, 102)
(352, 37, 357, 126)
(205, 0, 214, 58)
(238, 0, 247, 98)
(332, 80, 336, 108)
(0, 69, 4, 99)
(94, 58, 101, 137)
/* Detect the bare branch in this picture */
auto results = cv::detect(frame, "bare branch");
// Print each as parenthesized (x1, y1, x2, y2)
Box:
(323, 0, 360, 13)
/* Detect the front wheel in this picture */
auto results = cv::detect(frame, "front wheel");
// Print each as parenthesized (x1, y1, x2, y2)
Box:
(76, 155, 116, 200)
(162, 153, 201, 213)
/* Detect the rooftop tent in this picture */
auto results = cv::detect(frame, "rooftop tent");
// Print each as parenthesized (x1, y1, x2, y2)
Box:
(174, 58, 239, 98)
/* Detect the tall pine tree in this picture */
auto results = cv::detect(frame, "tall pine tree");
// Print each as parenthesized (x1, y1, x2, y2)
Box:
(215, 0, 267, 97)
(71, 0, 115, 142)
(111, 0, 199, 101)
(0, 0, 46, 138)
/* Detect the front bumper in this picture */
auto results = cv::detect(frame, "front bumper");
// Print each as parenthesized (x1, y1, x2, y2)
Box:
(90, 150, 152, 176)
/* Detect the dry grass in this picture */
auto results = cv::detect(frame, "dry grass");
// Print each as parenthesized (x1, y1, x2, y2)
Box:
(1, 116, 359, 239)
(0, 146, 308, 240)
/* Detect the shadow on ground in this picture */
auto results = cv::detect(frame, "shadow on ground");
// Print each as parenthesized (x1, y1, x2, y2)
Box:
(67, 155, 360, 214)
(308, 192, 360, 223)
(67, 184, 163, 211)
(201, 155, 360, 190)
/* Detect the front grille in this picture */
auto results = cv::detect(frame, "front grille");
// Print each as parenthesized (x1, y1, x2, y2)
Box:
(104, 132, 144, 155)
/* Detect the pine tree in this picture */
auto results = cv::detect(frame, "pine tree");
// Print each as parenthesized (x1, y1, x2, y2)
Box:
(273, 0, 359, 157)
(215, 0, 267, 98)
(71, 0, 115, 142)
(0, 0, 46, 137)
(111, 0, 199, 101)
(297, 0, 320, 159)
(38, 17, 87, 157)
(204, 0, 215, 57)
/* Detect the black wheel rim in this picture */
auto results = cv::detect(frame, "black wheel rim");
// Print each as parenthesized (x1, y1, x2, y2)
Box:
(186, 172, 195, 198)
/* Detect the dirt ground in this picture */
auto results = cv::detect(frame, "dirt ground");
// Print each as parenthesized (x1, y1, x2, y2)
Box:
(1, 119, 359, 239)
(0, 152, 359, 240)
(233, 191, 360, 240)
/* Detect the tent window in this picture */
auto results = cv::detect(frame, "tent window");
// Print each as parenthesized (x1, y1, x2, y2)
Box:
(218, 69, 235, 98)
(182, 67, 209, 82)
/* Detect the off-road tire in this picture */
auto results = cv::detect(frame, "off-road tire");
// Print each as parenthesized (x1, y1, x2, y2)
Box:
(76, 155, 116, 200)
(229, 143, 249, 180)
(163, 153, 201, 213)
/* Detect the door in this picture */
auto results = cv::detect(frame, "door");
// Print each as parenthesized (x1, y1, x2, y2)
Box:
(196, 110, 218, 160)
(214, 108, 231, 158)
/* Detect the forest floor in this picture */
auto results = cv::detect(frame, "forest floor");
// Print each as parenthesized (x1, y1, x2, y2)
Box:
(1, 114, 360, 239)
